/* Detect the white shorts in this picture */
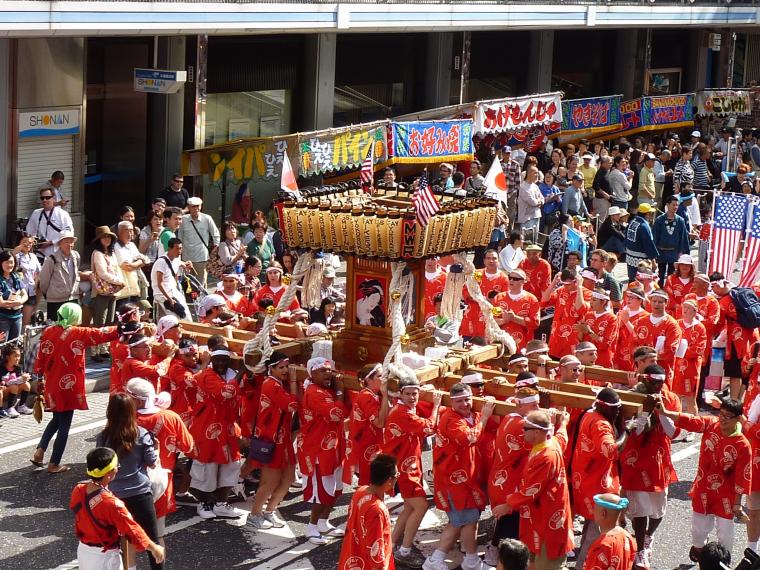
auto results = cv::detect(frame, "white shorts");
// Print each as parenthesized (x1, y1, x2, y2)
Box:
(625, 490, 668, 519)
(190, 460, 241, 493)
(77, 542, 121, 570)
(303, 462, 343, 505)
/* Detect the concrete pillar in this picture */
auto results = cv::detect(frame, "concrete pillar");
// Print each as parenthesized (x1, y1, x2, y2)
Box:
(425, 33, 453, 109)
(685, 30, 709, 92)
(526, 31, 554, 93)
(302, 33, 336, 130)
(0, 40, 9, 243)
(613, 29, 639, 100)
(149, 36, 186, 196)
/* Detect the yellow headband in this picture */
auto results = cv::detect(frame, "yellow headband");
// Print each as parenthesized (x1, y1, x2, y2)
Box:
(87, 454, 118, 478)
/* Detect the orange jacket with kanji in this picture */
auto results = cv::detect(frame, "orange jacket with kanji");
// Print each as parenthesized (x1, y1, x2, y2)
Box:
(519, 257, 551, 301)
(166, 361, 198, 425)
(460, 271, 509, 339)
(493, 290, 541, 351)
(121, 357, 165, 394)
(188, 367, 240, 465)
(249, 376, 299, 469)
(505, 432, 574, 560)
(338, 486, 395, 570)
(548, 285, 591, 358)
(346, 388, 384, 485)
(673, 320, 707, 397)
(432, 407, 487, 511)
(718, 294, 759, 360)
(424, 270, 447, 320)
(488, 413, 531, 507)
(382, 403, 434, 498)
(296, 383, 348, 475)
(220, 290, 256, 317)
(685, 293, 721, 361)
(580, 310, 619, 369)
(583, 527, 637, 570)
(634, 313, 682, 381)
(664, 274, 693, 319)
(613, 309, 650, 371)
(109, 339, 130, 394)
(35, 325, 119, 412)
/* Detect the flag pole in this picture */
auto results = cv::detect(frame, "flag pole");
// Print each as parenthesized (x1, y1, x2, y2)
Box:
(704, 190, 719, 276)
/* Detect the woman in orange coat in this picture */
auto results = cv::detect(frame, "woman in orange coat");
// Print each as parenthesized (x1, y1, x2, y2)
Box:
(32, 302, 119, 473)
(674, 299, 708, 415)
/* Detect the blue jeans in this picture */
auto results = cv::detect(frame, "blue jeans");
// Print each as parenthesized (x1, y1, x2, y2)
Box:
(0, 314, 22, 342)
(38, 410, 75, 465)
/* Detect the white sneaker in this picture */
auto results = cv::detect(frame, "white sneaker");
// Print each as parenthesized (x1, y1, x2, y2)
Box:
(306, 528, 328, 545)
(197, 503, 216, 519)
(6, 407, 19, 418)
(213, 502, 245, 518)
(422, 557, 450, 570)
(247, 514, 273, 529)
(484, 544, 499, 567)
(461, 556, 485, 570)
(317, 519, 345, 536)
(634, 549, 651, 569)
(643, 534, 654, 553)
(16, 404, 33, 415)
(262, 510, 286, 528)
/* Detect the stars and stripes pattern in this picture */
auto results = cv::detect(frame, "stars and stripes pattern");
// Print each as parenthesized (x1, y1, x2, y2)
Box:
(412, 171, 440, 227)
(360, 142, 374, 192)
(709, 193, 749, 280)
(740, 202, 760, 286)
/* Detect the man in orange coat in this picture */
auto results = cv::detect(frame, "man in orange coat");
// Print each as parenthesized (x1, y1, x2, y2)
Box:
(424, 257, 448, 320)
(493, 268, 541, 352)
(120, 334, 174, 394)
(615, 286, 651, 372)
(572, 388, 628, 569)
(423, 383, 495, 570)
(576, 287, 619, 368)
(338, 454, 397, 570)
(519, 243, 551, 300)
(542, 268, 593, 359)
(492, 409, 573, 570)
(460, 250, 509, 340)
(583, 493, 637, 570)
(674, 299, 708, 417)
(634, 289, 682, 383)
(684, 273, 720, 408)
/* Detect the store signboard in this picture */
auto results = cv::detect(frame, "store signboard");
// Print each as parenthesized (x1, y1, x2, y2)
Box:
(695, 89, 752, 116)
(19, 108, 80, 138)
(391, 120, 473, 163)
(475, 92, 562, 135)
(134, 68, 187, 94)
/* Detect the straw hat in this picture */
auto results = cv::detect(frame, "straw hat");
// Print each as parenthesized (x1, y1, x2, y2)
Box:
(92, 226, 117, 242)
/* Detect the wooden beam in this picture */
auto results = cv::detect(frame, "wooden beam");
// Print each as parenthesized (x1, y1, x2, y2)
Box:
(527, 357, 631, 385)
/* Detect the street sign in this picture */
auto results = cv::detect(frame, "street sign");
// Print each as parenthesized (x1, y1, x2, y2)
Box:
(133, 68, 187, 94)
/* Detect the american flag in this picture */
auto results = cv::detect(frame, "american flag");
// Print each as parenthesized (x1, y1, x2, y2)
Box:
(360, 142, 374, 192)
(412, 171, 439, 227)
(709, 193, 749, 280)
(740, 202, 760, 286)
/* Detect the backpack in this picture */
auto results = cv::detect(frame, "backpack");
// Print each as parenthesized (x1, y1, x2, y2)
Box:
(729, 287, 760, 329)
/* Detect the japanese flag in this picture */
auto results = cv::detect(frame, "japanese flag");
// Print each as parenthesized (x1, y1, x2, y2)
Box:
(483, 155, 507, 203)
(280, 146, 301, 199)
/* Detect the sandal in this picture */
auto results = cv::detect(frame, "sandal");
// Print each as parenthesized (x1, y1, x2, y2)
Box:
(47, 464, 71, 474)
(30, 458, 44, 468)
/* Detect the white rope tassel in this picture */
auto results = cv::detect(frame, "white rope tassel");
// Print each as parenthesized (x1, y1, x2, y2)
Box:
(381, 262, 418, 385)
(440, 267, 466, 321)
(455, 253, 517, 356)
(301, 256, 325, 309)
(243, 251, 315, 372)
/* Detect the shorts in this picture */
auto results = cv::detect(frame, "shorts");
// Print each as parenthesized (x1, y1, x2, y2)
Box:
(724, 355, 743, 379)
(303, 462, 343, 505)
(446, 495, 481, 528)
(625, 490, 668, 519)
(190, 459, 241, 493)
(24, 295, 37, 307)
(77, 542, 121, 570)
(531, 544, 567, 570)
(748, 492, 760, 510)
(156, 516, 166, 537)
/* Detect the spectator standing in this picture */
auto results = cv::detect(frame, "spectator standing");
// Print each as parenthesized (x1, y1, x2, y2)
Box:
(218, 221, 247, 275)
(464, 160, 485, 192)
(151, 237, 191, 320)
(597, 207, 628, 257)
(177, 196, 220, 287)
(114, 221, 149, 308)
(42, 170, 68, 208)
(0, 251, 27, 341)
(39, 230, 80, 321)
(13, 234, 41, 328)
(674, 147, 695, 193)
(562, 174, 589, 217)
(638, 153, 657, 205)
(624, 204, 659, 283)
(110, 206, 138, 242)
(158, 174, 189, 210)
(608, 156, 633, 210)
(592, 156, 613, 222)
(90, 226, 125, 361)
(26, 186, 74, 257)
(692, 143, 712, 190)
(653, 196, 690, 284)
(580, 153, 597, 212)
(498, 231, 526, 273)
(158, 207, 183, 258)
(501, 146, 522, 231)
(246, 222, 275, 278)
(516, 165, 543, 236)
(538, 171, 562, 232)
(139, 211, 164, 266)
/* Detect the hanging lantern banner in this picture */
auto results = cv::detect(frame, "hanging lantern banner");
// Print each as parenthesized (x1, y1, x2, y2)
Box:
(475, 92, 563, 135)
(561, 95, 622, 139)
(695, 89, 752, 116)
(299, 123, 388, 176)
(391, 120, 474, 164)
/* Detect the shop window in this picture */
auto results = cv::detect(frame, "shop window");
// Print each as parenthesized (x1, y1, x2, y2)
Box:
(205, 89, 291, 144)
(333, 82, 405, 127)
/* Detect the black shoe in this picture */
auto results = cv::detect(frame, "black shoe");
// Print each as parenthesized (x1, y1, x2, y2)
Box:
(689, 546, 702, 563)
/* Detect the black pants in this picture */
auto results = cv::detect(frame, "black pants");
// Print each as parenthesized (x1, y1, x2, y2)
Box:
(122, 492, 163, 569)
(491, 511, 520, 545)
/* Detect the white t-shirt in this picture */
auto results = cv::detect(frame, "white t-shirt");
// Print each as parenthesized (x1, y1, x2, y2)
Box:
(151, 255, 184, 303)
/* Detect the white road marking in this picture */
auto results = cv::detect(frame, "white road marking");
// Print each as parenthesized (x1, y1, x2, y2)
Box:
(672, 442, 701, 463)
(1, 419, 106, 456)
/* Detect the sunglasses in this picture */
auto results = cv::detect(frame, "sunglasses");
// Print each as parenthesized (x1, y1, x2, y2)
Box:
(508, 276, 525, 281)
(468, 383, 485, 388)
(40, 195, 54, 201)
(173, 179, 184, 183)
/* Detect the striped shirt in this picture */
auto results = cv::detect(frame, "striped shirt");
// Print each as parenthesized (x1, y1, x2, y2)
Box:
(691, 156, 710, 189)
(673, 159, 694, 190)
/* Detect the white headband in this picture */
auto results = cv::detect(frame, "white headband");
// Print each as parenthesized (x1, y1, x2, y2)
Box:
(592, 291, 610, 301)
(515, 377, 539, 388)
(129, 337, 150, 348)
(210, 349, 232, 357)
(636, 272, 654, 280)
(524, 347, 549, 356)
(365, 363, 382, 379)
(509, 356, 528, 365)
(595, 398, 622, 408)
(649, 290, 668, 300)
(575, 345, 597, 353)
(524, 418, 551, 431)
(581, 270, 598, 281)
(646, 373, 666, 381)
(516, 395, 540, 404)
(178, 345, 197, 354)
(626, 290, 646, 300)
(450, 388, 473, 400)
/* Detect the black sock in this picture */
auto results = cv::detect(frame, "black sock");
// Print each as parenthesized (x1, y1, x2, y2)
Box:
(18, 391, 29, 407)
(5, 393, 17, 408)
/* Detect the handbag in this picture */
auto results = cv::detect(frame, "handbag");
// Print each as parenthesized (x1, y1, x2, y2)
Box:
(93, 255, 125, 296)
(207, 245, 225, 279)
(32, 393, 44, 424)
(148, 459, 170, 503)
(248, 410, 286, 465)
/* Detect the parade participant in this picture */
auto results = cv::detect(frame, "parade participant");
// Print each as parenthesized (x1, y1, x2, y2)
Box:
(460, 250, 509, 340)
(155, 314, 182, 344)
(664, 254, 695, 318)
(493, 268, 540, 352)
(653, 197, 690, 285)
(462, 372, 500, 491)
(166, 338, 205, 425)
(485, 386, 540, 567)
(583, 494, 637, 570)
(658, 398, 751, 557)
(629, 265, 659, 309)
(71, 447, 165, 570)
(252, 263, 301, 321)
(615, 287, 651, 371)
(713, 277, 758, 400)
(507, 352, 530, 374)
(574, 341, 598, 367)
(541, 269, 591, 360)
(518, 243, 551, 300)
(622, 365, 681, 568)
(495, 539, 530, 570)
(345, 363, 389, 486)
(384, 377, 442, 568)
(120, 334, 174, 394)
(424, 292, 461, 346)
(525, 340, 551, 378)
(127, 378, 194, 549)
(492, 410, 573, 570)
(686, 274, 720, 401)
(556, 354, 583, 384)
(32, 303, 119, 473)
(338, 454, 397, 570)
(744, 395, 760, 553)
(674, 299, 708, 416)
(109, 308, 143, 394)
(248, 351, 300, 530)
(217, 273, 255, 317)
(424, 257, 447, 319)
(635, 289, 681, 382)
(576, 287, 618, 368)
(572, 388, 628, 569)
(625, 203, 659, 284)
(188, 345, 246, 520)
(423, 383, 495, 570)
(296, 357, 348, 544)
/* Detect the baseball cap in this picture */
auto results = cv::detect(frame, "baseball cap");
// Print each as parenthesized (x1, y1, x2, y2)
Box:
(582, 153, 593, 160)
(638, 203, 656, 214)
(323, 267, 336, 279)
(691, 130, 701, 138)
